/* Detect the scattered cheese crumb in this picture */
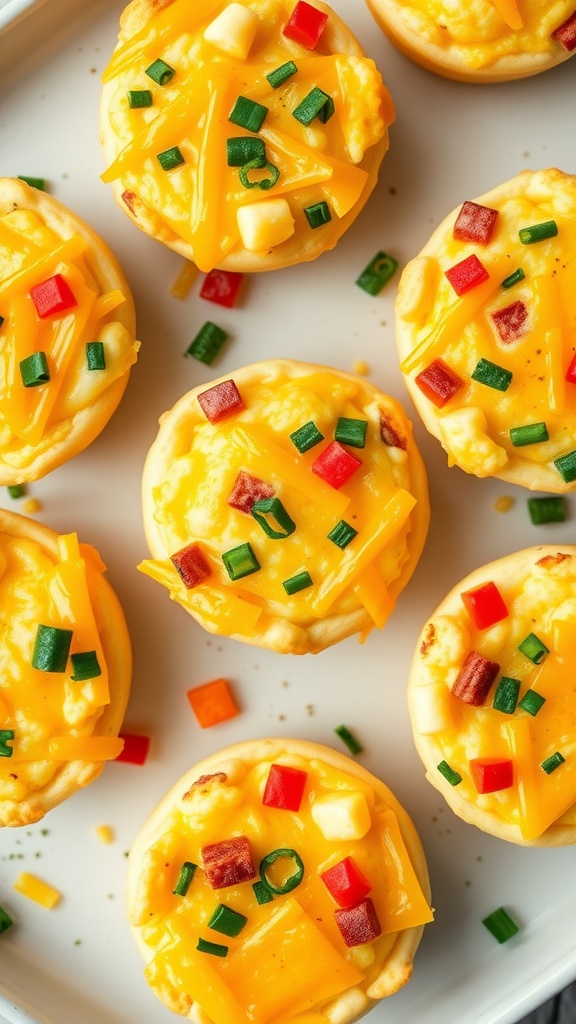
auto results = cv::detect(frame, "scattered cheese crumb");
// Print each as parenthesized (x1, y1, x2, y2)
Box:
(494, 495, 515, 513)
(353, 361, 370, 376)
(13, 871, 60, 909)
(171, 259, 198, 299)
(23, 498, 42, 514)
(95, 825, 114, 844)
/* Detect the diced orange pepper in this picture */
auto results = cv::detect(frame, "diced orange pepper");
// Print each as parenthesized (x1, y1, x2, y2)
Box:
(187, 678, 239, 728)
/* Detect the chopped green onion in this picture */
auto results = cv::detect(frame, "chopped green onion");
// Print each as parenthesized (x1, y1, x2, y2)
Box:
(185, 322, 228, 365)
(304, 201, 332, 229)
(7, 484, 25, 499)
(173, 861, 197, 896)
(145, 58, 175, 85)
(437, 760, 462, 786)
(327, 520, 357, 549)
(226, 137, 266, 167)
(208, 904, 247, 937)
(501, 267, 525, 289)
(252, 880, 274, 905)
(228, 96, 268, 133)
(0, 730, 15, 758)
(554, 449, 576, 483)
(334, 417, 368, 449)
(157, 146, 185, 171)
(222, 543, 260, 581)
(127, 89, 153, 108)
(471, 358, 512, 392)
(289, 420, 324, 453)
(334, 724, 363, 754)
(482, 907, 520, 943)
(292, 87, 333, 125)
(86, 341, 106, 371)
(509, 422, 548, 447)
(518, 632, 549, 664)
(197, 937, 229, 957)
(266, 61, 298, 88)
(32, 624, 73, 673)
(518, 690, 546, 716)
(493, 677, 520, 715)
(252, 497, 295, 539)
(239, 158, 279, 191)
(282, 570, 313, 595)
(519, 220, 558, 244)
(20, 351, 49, 388)
(18, 176, 45, 190)
(70, 651, 101, 681)
(0, 907, 13, 933)
(541, 751, 565, 774)
(259, 848, 304, 895)
(356, 251, 399, 296)
(527, 496, 565, 525)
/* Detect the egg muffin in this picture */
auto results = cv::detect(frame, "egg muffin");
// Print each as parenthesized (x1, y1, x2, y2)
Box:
(127, 737, 433, 1023)
(409, 545, 576, 846)
(0, 509, 132, 827)
(0, 177, 139, 485)
(365, 0, 576, 82)
(396, 168, 576, 493)
(100, 0, 394, 273)
(139, 359, 429, 654)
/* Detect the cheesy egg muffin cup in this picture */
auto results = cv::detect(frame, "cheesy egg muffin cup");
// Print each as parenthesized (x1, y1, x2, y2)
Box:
(396, 168, 576, 493)
(0, 177, 139, 485)
(127, 738, 433, 1023)
(100, 0, 395, 272)
(409, 545, 576, 846)
(365, 0, 576, 82)
(139, 359, 429, 655)
(0, 509, 132, 827)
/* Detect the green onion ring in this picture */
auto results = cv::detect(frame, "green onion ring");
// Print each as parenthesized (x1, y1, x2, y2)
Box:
(259, 848, 304, 895)
(239, 158, 280, 191)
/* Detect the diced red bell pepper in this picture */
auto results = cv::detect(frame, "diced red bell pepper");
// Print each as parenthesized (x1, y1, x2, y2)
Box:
(30, 274, 78, 319)
(197, 379, 244, 423)
(380, 412, 407, 450)
(566, 354, 576, 384)
(445, 254, 489, 296)
(171, 542, 212, 589)
(283, 1, 329, 49)
(201, 836, 256, 889)
(491, 300, 528, 342)
(414, 358, 464, 408)
(553, 10, 576, 50)
(461, 581, 509, 630)
(453, 201, 499, 246)
(262, 764, 308, 812)
(334, 897, 381, 947)
(311, 441, 361, 489)
(452, 651, 500, 706)
(469, 757, 514, 794)
(227, 471, 274, 514)
(115, 733, 150, 765)
(200, 269, 244, 308)
(321, 857, 372, 909)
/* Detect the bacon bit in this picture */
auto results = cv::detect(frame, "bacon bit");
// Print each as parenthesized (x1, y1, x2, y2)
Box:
(227, 471, 274, 514)
(201, 836, 256, 889)
(553, 10, 576, 50)
(380, 412, 407, 450)
(197, 380, 244, 423)
(334, 897, 382, 946)
(420, 622, 437, 657)
(415, 358, 464, 408)
(536, 552, 571, 569)
(491, 300, 528, 342)
(170, 543, 212, 589)
(453, 201, 499, 246)
(121, 190, 138, 214)
(452, 651, 500, 706)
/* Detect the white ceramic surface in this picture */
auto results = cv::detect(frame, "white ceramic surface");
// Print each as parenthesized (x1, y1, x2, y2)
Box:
(0, 3, 575, 1023)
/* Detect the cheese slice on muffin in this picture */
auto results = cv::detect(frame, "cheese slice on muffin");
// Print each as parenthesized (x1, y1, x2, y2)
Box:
(409, 545, 576, 846)
(139, 359, 429, 654)
(396, 168, 576, 493)
(100, 0, 394, 272)
(127, 738, 433, 1023)
(0, 510, 132, 826)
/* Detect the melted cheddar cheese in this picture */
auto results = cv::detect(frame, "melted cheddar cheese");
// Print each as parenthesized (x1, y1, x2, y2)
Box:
(409, 546, 576, 845)
(127, 740, 433, 1024)
(100, 0, 394, 271)
(396, 169, 576, 494)
(139, 360, 429, 654)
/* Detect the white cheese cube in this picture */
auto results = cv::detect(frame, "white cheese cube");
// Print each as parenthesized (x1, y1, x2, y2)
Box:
(237, 199, 295, 252)
(203, 4, 259, 60)
(411, 683, 454, 735)
(311, 790, 371, 841)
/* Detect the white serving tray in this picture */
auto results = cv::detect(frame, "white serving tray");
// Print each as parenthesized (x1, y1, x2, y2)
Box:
(0, 3, 575, 1024)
